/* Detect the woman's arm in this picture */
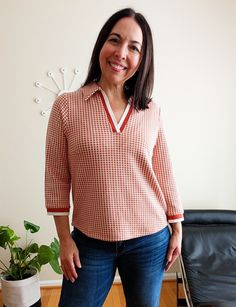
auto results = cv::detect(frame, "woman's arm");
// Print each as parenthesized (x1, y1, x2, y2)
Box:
(44, 94, 81, 282)
(54, 216, 81, 282)
(152, 108, 184, 270)
(152, 108, 184, 223)
(165, 222, 182, 271)
(45, 94, 71, 216)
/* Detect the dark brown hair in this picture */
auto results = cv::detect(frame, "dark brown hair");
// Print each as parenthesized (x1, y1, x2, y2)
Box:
(83, 8, 154, 110)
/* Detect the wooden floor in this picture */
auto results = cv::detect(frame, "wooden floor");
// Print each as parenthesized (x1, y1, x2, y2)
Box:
(0, 280, 185, 306)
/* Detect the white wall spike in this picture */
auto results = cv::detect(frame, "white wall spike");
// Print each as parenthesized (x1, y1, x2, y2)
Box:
(34, 97, 41, 104)
(47, 71, 61, 90)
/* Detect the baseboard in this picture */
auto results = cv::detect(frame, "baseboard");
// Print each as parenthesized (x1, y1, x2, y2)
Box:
(39, 279, 62, 287)
(163, 272, 177, 280)
(38, 272, 177, 287)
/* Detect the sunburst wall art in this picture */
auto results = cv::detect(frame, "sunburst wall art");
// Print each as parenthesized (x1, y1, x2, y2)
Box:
(34, 67, 80, 116)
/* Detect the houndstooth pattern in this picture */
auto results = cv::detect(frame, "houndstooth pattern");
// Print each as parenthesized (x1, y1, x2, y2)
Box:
(45, 82, 183, 241)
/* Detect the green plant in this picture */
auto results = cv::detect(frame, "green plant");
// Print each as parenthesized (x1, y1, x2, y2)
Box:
(0, 220, 62, 280)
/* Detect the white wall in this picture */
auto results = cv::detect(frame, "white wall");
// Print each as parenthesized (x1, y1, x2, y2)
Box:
(1, 0, 236, 281)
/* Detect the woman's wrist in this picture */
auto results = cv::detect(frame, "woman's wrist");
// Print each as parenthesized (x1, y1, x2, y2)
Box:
(170, 222, 182, 234)
(53, 216, 72, 242)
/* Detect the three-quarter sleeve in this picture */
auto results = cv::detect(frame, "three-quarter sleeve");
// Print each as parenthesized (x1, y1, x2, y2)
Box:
(45, 94, 71, 215)
(152, 109, 184, 223)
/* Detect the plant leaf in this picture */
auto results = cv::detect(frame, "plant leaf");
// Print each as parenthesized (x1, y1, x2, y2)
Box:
(49, 238, 62, 274)
(24, 221, 40, 233)
(12, 247, 23, 260)
(28, 243, 39, 253)
(28, 258, 41, 272)
(12, 247, 22, 253)
(38, 245, 53, 265)
(50, 238, 60, 255)
(49, 257, 62, 274)
(0, 226, 20, 248)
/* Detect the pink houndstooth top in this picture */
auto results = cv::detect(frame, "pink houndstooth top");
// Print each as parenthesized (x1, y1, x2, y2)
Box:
(45, 82, 184, 241)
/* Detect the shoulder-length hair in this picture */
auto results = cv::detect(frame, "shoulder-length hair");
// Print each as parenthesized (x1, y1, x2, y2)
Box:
(83, 8, 154, 111)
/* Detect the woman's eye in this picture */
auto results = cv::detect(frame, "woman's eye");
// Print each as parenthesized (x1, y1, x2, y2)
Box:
(130, 45, 140, 53)
(108, 38, 119, 43)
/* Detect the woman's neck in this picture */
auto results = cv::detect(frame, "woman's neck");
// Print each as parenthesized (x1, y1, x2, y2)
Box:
(97, 80, 126, 103)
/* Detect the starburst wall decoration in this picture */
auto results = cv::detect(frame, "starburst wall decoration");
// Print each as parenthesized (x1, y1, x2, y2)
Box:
(34, 67, 80, 116)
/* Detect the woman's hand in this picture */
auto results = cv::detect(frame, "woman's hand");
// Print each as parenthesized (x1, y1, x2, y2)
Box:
(60, 236, 82, 283)
(53, 216, 81, 283)
(165, 222, 182, 272)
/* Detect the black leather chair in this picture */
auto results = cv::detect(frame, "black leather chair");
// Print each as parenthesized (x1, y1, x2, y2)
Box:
(177, 210, 236, 307)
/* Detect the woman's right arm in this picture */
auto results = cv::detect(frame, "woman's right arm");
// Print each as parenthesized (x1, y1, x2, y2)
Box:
(54, 216, 81, 283)
(44, 95, 81, 282)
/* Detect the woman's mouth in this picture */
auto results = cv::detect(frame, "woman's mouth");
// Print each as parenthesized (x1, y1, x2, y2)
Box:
(108, 61, 127, 72)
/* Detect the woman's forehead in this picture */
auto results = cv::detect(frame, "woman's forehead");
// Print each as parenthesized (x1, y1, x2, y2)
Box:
(110, 17, 143, 44)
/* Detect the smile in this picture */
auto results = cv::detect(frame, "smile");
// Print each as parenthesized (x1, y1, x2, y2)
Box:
(108, 61, 127, 72)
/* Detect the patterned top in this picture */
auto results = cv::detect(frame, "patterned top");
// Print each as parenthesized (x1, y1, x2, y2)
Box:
(45, 82, 184, 241)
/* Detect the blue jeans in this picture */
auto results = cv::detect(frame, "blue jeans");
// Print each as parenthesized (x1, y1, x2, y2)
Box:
(59, 226, 170, 307)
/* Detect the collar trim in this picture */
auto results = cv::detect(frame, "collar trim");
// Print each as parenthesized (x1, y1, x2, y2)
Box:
(83, 82, 102, 101)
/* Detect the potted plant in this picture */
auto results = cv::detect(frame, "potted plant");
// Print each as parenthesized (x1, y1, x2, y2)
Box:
(0, 220, 62, 307)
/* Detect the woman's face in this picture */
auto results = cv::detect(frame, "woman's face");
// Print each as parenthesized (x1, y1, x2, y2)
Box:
(99, 17, 143, 88)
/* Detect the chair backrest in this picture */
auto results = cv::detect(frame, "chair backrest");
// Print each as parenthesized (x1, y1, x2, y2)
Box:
(181, 209, 236, 306)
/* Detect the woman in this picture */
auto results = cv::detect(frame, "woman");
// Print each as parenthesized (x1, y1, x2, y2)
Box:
(45, 8, 184, 307)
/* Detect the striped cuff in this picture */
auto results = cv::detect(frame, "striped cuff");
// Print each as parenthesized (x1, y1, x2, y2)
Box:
(167, 214, 184, 223)
(47, 207, 70, 216)
(47, 211, 69, 216)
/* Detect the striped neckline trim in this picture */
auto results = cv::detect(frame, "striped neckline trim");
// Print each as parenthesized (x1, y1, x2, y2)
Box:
(99, 90, 132, 133)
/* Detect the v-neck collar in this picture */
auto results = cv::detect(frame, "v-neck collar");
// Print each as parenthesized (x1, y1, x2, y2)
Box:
(99, 90, 132, 133)
(83, 82, 133, 134)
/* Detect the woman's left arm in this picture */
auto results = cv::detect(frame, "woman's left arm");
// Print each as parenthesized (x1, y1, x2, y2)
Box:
(152, 108, 184, 224)
(152, 108, 184, 271)
(165, 222, 182, 271)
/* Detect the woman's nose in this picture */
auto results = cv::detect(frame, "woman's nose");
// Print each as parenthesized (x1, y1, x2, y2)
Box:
(114, 44, 127, 60)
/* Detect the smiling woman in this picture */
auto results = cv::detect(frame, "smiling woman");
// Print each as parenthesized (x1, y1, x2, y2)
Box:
(83, 8, 155, 111)
(44, 7, 184, 307)
(99, 17, 143, 90)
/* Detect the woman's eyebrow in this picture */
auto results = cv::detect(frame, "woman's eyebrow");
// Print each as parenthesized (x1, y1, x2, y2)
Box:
(109, 32, 142, 46)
